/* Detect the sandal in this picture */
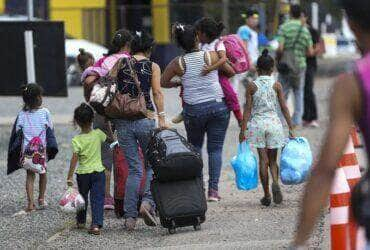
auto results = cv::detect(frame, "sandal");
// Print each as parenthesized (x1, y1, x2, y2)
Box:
(139, 202, 157, 227)
(38, 199, 48, 210)
(88, 226, 101, 235)
(272, 183, 283, 204)
(260, 196, 272, 207)
(25, 204, 36, 213)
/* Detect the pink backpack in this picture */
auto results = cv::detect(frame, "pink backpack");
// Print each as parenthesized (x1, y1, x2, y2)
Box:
(218, 34, 250, 73)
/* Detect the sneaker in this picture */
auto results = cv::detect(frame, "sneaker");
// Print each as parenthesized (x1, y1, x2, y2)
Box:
(171, 113, 184, 124)
(208, 189, 221, 202)
(139, 201, 157, 227)
(104, 196, 115, 210)
(260, 196, 272, 207)
(124, 218, 137, 231)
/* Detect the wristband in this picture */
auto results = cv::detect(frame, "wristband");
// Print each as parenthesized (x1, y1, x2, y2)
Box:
(158, 112, 166, 117)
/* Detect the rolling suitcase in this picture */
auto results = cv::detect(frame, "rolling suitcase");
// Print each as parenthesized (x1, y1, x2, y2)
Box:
(113, 143, 146, 218)
(151, 177, 207, 234)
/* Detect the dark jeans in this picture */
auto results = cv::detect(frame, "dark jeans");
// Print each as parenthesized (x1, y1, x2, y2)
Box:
(183, 100, 230, 192)
(303, 66, 318, 122)
(113, 118, 155, 219)
(76, 171, 106, 227)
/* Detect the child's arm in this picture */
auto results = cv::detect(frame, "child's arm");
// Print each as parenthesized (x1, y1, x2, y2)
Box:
(66, 153, 78, 186)
(239, 83, 255, 142)
(275, 82, 294, 137)
(202, 50, 227, 76)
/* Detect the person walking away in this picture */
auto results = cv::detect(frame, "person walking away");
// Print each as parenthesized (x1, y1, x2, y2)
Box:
(301, 10, 325, 128)
(67, 103, 109, 235)
(233, 8, 260, 91)
(239, 49, 294, 206)
(276, 4, 315, 128)
(80, 30, 133, 210)
(161, 24, 235, 202)
(195, 17, 242, 125)
(292, 1, 370, 247)
(112, 31, 166, 231)
(13, 84, 54, 212)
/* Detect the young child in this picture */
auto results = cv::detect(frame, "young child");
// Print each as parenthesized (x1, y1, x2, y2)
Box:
(240, 49, 294, 206)
(196, 17, 243, 125)
(16, 84, 53, 212)
(66, 103, 107, 235)
(77, 48, 95, 71)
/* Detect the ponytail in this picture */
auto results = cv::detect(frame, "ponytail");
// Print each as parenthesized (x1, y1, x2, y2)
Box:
(172, 23, 197, 53)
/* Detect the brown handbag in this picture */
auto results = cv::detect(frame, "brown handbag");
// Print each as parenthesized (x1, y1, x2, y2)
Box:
(105, 58, 147, 120)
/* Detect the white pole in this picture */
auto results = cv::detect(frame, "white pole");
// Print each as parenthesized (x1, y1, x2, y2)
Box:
(312, 2, 319, 30)
(25, 0, 36, 84)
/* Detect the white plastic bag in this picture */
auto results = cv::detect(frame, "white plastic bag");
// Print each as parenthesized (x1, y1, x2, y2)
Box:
(89, 83, 116, 107)
(59, 187, 85, 213)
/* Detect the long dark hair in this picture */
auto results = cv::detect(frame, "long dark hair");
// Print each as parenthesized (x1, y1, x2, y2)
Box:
(340, 0, 370, 32)
(105, 29, 133, 56)
(131, 31, 155, 55)
(195, 17, 224, 42)
(21, 84, 43, 111)
(172, 23, 197, 53)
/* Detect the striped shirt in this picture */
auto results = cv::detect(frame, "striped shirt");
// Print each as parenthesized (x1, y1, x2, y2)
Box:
(277, 20, 313, 69)
(16, 108, 53, 150)
(181, 51, 224, 105)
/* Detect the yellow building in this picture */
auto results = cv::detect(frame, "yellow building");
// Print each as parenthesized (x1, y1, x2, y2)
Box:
(0, 0, 5, 13)
(49, 0, 107, 44)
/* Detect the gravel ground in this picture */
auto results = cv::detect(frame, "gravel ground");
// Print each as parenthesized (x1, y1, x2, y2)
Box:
(0, 78, 336, 249)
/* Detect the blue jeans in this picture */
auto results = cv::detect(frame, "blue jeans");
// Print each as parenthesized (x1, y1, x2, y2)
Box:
(76, 171, 106, 227)
(114, 118, 155, 218)
(183, 100, 230, 192)
(278, 70, 306, 126)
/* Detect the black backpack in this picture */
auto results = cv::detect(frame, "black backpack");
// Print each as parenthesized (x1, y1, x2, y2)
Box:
(146, 129, 203, 182)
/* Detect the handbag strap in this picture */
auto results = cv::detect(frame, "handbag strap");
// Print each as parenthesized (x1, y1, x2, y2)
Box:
(126, 57, 143, 94)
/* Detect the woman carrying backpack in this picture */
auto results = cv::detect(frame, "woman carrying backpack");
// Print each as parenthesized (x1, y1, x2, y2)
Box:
(112, 31, 166, 231)
(161, 24, 235, 202)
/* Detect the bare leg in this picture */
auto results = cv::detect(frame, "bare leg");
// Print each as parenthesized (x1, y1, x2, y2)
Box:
(26, 170, 35, 211)
(268, 148, 283, 204)
(105, 169, 111, 197)
(38, 173, 47, 205)
(267, 149, 279, 184)
(257, 148, 271, 206)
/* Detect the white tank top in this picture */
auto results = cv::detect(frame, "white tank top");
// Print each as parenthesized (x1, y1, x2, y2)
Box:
(181, 51, 224, 105)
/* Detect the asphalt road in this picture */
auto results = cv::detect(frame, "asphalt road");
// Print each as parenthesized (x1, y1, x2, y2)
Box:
(0, 77, 345, 249)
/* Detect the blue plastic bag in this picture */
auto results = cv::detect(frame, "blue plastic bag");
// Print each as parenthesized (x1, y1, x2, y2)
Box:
(230, 142, 258, 190)
(280, 137, 313, 185)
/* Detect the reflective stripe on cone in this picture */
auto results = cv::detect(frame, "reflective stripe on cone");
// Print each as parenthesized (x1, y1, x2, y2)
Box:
(330, 168, 350, 250)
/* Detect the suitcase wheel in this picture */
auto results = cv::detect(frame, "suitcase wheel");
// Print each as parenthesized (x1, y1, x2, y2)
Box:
(193, 224, 201, 231)
(168, 228, 176, 234)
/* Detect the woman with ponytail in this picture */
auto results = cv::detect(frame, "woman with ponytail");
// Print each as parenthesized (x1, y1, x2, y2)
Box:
(162, 23, 235, 202)
(195, 17, 242, 125)
(240, 49, 294, 207)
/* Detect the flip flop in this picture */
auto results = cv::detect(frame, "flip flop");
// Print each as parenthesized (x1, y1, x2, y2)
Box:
(140, 203, 158, 227)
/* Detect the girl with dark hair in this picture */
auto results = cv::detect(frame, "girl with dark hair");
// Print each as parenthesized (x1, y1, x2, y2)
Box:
(77, 48, 95, 71)
(240, 49, 294, 206)
(80, 29, 133, 211)
(15, 84, 53, 212)
(162, 23, 235, 202)
(99, 29, 133, 71)
(195, 17, 243, 125)
(293, 1, 370, 247)
(113, 31, 165, 231)
(67, 103, 108, 235)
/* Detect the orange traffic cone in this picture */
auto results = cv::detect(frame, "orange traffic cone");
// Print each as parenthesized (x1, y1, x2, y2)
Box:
(350, 127, 363, 149)
(338, 137, 362, 250)
(330, 168, 350, 250)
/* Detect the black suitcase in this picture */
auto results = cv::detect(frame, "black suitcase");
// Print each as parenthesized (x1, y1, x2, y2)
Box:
(151, 178, 207, 234)
(147, 129, 203, 182)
